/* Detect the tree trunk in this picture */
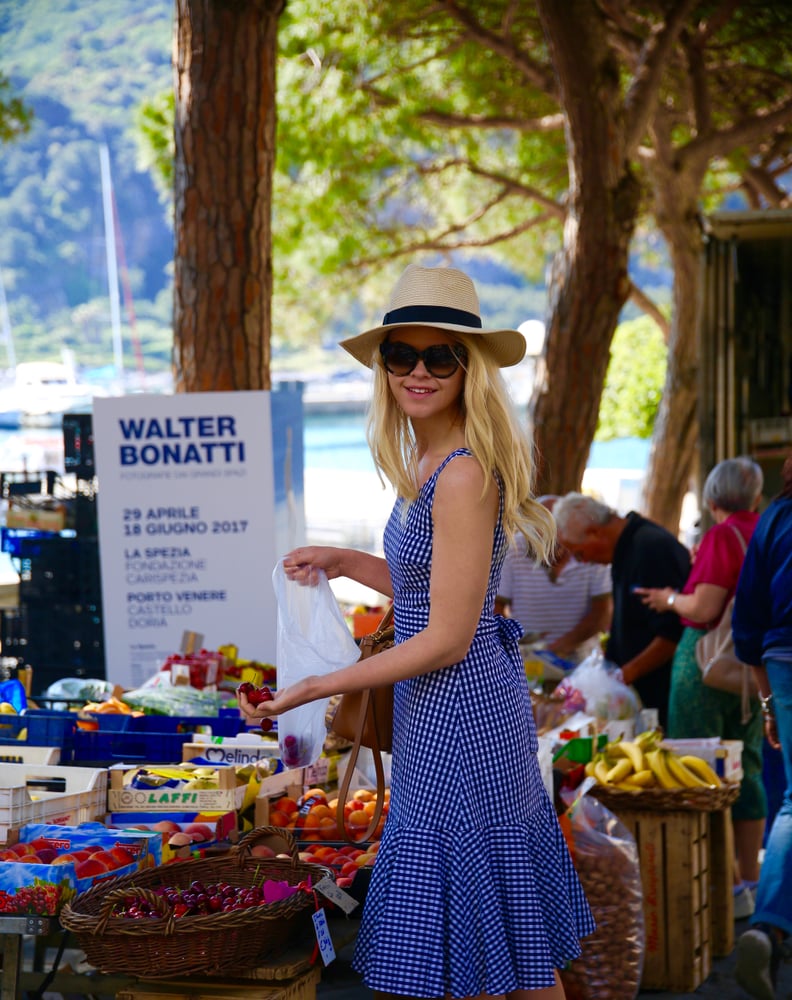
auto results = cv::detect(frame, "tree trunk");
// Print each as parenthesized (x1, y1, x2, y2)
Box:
(530, 0, 641, 495)
(173, 0, 284, 393)
(642, 174, 705, 533)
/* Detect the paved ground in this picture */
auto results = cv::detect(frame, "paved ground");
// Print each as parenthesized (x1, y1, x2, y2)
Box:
(25, 903, 789, 999)
(316, 912, 790, 999)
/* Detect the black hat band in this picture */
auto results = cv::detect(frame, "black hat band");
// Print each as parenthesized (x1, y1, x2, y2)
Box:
(382, 305, 483, 329)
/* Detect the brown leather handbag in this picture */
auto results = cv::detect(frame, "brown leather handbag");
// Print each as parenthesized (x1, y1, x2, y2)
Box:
(332, 605, 394, 842)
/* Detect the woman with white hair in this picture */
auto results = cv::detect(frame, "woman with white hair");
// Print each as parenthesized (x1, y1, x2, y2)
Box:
(636, 456, 765, 920)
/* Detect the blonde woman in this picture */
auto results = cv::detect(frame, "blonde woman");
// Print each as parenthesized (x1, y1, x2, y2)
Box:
(240, 264, 594, 1000)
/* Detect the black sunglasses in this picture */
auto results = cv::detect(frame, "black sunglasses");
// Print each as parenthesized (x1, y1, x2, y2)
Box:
(379, 341, 467, 378)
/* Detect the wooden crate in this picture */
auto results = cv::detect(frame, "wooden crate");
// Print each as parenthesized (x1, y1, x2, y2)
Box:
(115, 965, 321, 1000)
(709, 807, 735, 957)
(616, 809, 711, 992)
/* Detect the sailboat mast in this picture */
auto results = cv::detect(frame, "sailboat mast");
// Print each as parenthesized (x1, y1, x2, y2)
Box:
(100, 143, 124, 382)
(0, 267, 16, 371)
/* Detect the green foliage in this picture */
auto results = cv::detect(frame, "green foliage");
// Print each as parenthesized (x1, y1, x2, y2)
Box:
(0, 73, 33, 143)
(596, 316, 667, 441)
(0, 0, 173, 372)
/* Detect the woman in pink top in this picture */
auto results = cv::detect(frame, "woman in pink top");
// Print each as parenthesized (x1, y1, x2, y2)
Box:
(635, 456, 764, 920)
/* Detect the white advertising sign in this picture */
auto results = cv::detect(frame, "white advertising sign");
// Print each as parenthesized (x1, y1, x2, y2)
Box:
(93, 390, 297, 689)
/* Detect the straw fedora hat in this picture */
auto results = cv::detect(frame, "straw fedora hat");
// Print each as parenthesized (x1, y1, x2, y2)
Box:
(340, 264, 526, 368)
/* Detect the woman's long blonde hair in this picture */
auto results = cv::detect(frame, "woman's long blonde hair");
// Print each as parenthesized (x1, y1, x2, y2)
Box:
(365, 332, 555, 562)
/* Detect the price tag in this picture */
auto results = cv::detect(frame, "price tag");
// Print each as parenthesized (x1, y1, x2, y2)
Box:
(312, 907, 336, 965)
(304, 758, 329, 785)
(315, 875, 359, 914)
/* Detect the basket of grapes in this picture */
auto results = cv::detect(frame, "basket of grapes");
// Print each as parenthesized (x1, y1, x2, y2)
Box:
(59, 825, 334, 978)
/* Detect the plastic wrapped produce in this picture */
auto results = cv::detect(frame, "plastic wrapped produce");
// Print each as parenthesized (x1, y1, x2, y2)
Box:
(560, 788, 645, 1000)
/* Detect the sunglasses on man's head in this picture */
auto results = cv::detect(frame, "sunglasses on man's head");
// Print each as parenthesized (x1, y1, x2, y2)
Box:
(379, 341, 467, 378)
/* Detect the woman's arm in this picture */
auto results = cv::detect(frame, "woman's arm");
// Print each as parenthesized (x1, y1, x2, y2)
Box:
(283, 545, 392, 596)
(242, 459, 497, 720)
(634, 582, 728, 624)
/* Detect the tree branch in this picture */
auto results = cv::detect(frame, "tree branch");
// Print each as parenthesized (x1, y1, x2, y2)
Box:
(622, 0, 699, 156)
(438, 0, 557, 94)
(417, 108, 565, 132)
(680, 96, 792, 170)
(351, 212, 555, 269)
(741, 163, 791, 207)
(629, 281, 670, 342)
(415, 158, 566, 218)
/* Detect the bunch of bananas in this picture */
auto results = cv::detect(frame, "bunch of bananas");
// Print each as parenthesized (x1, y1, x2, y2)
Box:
(584, 730, 722, 790)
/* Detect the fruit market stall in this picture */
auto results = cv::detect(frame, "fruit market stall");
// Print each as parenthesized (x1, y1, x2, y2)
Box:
(0, 636, 747, 1000)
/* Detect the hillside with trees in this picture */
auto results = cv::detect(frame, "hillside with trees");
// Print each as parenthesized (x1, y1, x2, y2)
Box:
(0, 0, 174, 373)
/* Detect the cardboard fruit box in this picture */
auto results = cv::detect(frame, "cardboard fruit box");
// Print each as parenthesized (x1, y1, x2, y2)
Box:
(0, 822, 159, 916)
(0, 763, 108, 842)
(107, 763, 239, 813)
(660, 738, 744, 783)
(182, 734, 282, 767)
(107, 810, 237, 862)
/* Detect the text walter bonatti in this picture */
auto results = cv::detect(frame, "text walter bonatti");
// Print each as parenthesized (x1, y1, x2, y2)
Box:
(117, 414, 245, 465)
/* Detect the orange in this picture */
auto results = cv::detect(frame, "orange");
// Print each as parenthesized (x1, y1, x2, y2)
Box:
(352, 788, 374, 803)
(269, 810, 288, 828)
(309, 803, 333, 820)
(276, 796, 298, 816)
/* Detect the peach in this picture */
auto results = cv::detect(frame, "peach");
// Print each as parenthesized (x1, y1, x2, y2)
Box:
(91, 850, 122, 870)
(108, 846, 136, 867)
(152, 820, 182, 834)
(184, 823, 214, 843)
(75, 857, 110, 878)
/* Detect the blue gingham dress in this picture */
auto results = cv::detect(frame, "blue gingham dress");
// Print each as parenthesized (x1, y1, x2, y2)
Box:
(352, 450, 595, 998)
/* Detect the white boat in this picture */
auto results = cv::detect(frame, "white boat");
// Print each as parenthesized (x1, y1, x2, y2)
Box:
(0, 361, 109, 429)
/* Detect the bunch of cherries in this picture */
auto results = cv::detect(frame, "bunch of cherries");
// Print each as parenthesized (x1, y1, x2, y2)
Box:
(112, 879, 291, 919)
(237, 682, 275, 732)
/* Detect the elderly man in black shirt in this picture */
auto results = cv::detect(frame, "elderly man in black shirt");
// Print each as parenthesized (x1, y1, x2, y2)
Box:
(553, 493, 691, 730)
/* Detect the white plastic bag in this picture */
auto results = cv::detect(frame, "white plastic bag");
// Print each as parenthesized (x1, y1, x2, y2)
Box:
(272, 559, 360, 769)
(554, 647, 642, 726)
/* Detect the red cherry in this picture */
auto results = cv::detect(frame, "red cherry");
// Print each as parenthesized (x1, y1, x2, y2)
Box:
(238, 682, 273, 706)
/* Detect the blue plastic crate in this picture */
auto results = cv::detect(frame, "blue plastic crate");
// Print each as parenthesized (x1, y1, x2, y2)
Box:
(86, 712, 244, 737)
(72, 728, 193, 765)
(0, 709, 78, 758)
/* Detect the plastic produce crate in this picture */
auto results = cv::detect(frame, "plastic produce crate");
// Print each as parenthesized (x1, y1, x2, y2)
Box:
(0, 710, 78, 760)
(85, 710, 244, 736)
(0, 763, 108, 842)
(73, 728, 198, 765)
(73, 712, 246, 766)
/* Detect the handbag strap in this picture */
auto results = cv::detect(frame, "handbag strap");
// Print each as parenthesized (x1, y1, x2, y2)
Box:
(728, 522, 748, 555)
(335, 604, 393, 844)
(336, 690, 386, 843)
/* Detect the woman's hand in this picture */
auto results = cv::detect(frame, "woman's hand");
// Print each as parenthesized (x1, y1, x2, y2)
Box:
(282, 546, 347, 584)
(633, 586, 676, 613)
(237, 677, 320, 721)
(764, 713, 781, 751)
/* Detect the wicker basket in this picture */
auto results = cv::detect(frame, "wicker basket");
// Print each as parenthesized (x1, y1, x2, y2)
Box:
(59, 826, 333, 978)
(590, 780, 740, 813)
